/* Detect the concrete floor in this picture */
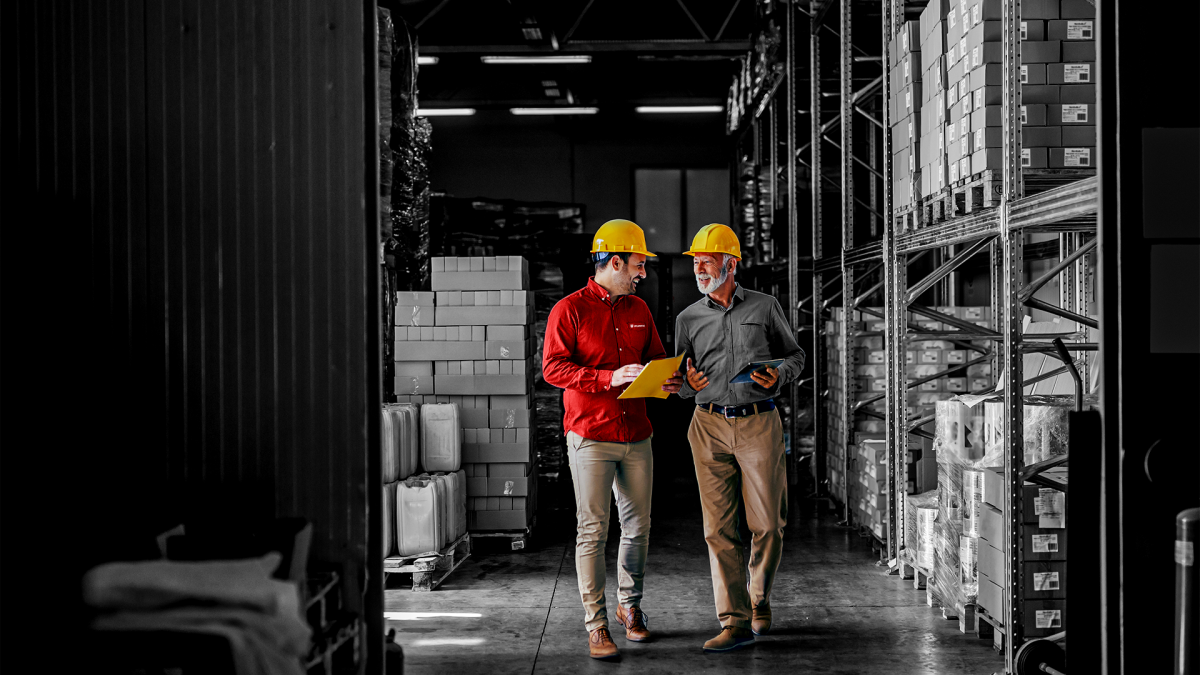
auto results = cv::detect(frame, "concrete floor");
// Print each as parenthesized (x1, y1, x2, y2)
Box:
(385, 468, 1005, 675)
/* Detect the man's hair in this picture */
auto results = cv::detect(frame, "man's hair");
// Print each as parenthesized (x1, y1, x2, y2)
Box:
(594, 251, 632, 273)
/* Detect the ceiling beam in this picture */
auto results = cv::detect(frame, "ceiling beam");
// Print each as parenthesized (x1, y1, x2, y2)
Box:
(421, 40, 751, 54)
(675, 0, 712, 41)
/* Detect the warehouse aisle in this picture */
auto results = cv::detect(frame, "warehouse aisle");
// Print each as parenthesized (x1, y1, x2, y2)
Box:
(386, 469, 1003, 675)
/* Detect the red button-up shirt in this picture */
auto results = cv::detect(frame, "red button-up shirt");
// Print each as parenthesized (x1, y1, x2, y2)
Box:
(543, 278, 667, 443)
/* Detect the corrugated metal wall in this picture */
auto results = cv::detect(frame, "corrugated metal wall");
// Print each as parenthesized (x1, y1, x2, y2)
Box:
(5, 0, 380, 656)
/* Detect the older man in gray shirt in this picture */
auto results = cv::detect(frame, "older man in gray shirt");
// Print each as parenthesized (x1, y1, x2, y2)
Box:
(674, 223, 805, 653)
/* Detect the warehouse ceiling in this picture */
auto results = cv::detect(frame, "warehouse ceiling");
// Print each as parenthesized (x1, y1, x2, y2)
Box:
(388, 0, 758, 111)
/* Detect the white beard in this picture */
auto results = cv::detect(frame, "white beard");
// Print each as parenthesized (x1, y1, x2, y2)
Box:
(696, 261, 728, 295)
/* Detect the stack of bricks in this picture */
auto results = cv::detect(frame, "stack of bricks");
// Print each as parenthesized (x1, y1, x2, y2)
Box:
(1020, 0, 1096, 168)
(890, 19, 923, 210)
(393, 255, 538, 531)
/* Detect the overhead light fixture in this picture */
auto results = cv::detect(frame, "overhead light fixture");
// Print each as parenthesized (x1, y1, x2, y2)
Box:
(416, 108, 476, 117)
(636, 105, 725, 114)
(482, 55, 591, 65)
(417, 56, 439, 66)
(510, 107, 598, 115)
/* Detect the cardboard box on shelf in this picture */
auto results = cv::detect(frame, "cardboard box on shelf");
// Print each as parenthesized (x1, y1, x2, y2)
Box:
(1061, 125, 1096, 146)
(1023, 599, 1067, 637)
(1050, 147, 1093, 168)
(396, 291, 436, 306)
(1023, 84, 1061, 104)
(1021, 0, 1059, 19)
(978, 540, 1003, 583)
(1021, 19, 1046, 41)
(971, 147, 1002, 174)
(1022, 103, 1048, 126)
(1022, 40, 1062, 63)
(469, 505, 535, 531)
(1051, 103, 1093, 124)
(395, 361, 434, 376)
(394, 305, 435, 326)
(1024, 560, 1068, 599)
(489, 407, 533, 428)
(1059, 83, 1096, 103)
(977, 576, 1004, 617)
(1024, 526, 1069, 560)
(1047, 19, 1094, 40)
(395, 375, 434, 396)
(1048, 62, 1092, 84)
(1022, 63, 1048, 85)
(462, 440, 534, 464)
(980, 502, 1004, 546)
(1023, 126, 1063, 147)
(436, 305, 534, 326)
(970, 103, 1002, 129)
(1059, 0, 1095, 18)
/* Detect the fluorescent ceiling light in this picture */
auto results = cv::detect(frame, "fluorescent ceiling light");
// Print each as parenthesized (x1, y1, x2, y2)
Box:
(510, 107, 598, 115)
(482, 55, 591, 65)
(417, 56, 439, 65)
(416, 108, 476, 117)
(636, 105, 725, 114)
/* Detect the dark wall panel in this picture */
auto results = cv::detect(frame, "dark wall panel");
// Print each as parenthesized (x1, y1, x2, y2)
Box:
(3, 1, 377, 655)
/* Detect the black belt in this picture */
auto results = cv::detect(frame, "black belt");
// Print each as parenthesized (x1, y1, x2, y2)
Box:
(700, 399, 775, 419)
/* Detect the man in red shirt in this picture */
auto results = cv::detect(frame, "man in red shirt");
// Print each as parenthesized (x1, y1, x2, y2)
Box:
(543, 219, 682, 660)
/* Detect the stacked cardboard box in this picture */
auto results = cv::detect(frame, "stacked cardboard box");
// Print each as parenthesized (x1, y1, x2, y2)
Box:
(393, 256, 539, 532)
(978, 465, 1068, 632)
(943, 0, 1001, 183)
(856, 440, 890, 539)
(918, 0, 950, 199)
(1020, 0, 1096, 168)
(891, 19, 924, 209)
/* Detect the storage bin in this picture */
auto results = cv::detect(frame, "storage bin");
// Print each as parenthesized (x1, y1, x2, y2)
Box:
(396, 477, 443, 556)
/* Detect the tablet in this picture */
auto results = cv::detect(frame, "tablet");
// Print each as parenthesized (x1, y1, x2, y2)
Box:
(728, 359, 785, 384)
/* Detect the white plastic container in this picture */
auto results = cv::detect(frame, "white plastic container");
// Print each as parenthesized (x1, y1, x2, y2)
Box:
(453, 469, 467, 539)
(383, 482, 397, 558)
(396, 477, 442, 556)
(394, 403, 420, 478)
(381, 407, 400, 484)
(430, 474, 453, 548)
(420, 403, 462, 473)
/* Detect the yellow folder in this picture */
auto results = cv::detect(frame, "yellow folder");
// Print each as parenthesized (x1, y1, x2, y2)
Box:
(617, 353, 686, 400)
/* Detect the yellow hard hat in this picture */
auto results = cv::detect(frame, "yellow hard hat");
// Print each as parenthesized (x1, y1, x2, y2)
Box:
(684, 223, 741, 260)
(590, 219, 657, 257)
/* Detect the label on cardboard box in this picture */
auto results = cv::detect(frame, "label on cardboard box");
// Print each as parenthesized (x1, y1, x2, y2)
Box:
(1032, 534, 1059, 553)
(1035, 610, 1062, 629)
(1068, 20, 1093, 39)
(1062, 103, 1089, 123)
(1022, 148, 1031, 167)
(1033, 572, 1061, 591)
(1064, 63, 1091, 83)
(1064, 148, 1092, 167)
(1020, 21, 1027, 40)
(1021, 65, 1028, 84)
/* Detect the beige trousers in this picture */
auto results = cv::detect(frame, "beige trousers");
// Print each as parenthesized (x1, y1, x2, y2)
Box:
(688, 406, 787, 629)
(566, 430, 653, 632)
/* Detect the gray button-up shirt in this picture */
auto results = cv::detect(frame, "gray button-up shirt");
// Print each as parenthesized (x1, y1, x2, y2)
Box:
(675, 283, 806, 407)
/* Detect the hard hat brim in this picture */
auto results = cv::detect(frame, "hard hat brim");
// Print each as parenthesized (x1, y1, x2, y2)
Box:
(683, 249, 740, 259)
(590, 248, 657, 257)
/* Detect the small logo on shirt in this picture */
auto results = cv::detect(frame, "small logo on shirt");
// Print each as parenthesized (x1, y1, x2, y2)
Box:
(629, 324, 646, 328)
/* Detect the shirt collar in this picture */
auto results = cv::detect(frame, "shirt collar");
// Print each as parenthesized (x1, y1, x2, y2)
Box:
(587, 277, 618, 304)
(704, 282, 744, 311)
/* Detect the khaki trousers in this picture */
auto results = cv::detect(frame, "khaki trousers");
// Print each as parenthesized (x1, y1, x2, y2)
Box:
(688, 406, 787, 629)
(566, 430, 653, 632)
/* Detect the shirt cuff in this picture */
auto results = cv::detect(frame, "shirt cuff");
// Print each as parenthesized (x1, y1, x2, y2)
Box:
(596, 369, 614, 392)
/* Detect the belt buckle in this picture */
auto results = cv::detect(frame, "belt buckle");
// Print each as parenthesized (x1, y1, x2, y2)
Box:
(724, 405, 737, 419)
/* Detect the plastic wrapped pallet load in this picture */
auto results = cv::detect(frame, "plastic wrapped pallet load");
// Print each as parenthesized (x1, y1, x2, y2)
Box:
(383, 482, 397, 558)
(904, 490, 938, 570)
(396, 477, 443, 556)
(932, 400, 999, 614)
(421, 403, 462, 473)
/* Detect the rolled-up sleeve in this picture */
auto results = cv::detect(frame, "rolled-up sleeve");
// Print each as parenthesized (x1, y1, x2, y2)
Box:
(768, 298, 805, 385)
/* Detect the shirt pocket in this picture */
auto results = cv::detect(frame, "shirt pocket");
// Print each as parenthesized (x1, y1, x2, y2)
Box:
(737, 321, 772, 361)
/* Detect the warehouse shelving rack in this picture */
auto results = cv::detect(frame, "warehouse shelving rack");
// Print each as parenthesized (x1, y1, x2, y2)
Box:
(789, 0, 1100, 671)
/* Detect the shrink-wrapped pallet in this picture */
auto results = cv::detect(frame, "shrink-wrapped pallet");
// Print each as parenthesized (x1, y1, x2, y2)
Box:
(421, 403, 462, 472)
(904, 490, 938, 570)
(983, 401, 1070, 466)
(383, 482, 397, 558)
(932, 400, 997, 612)
(396, 477, 443, 556)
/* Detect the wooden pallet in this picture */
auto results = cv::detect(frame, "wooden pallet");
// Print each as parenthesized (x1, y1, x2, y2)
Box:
(897, 551, 932, 591)
(470, 515, 537, 551)
(975, 606, 1006, 653)
(384, 532, 471, 591)
(926, 584, 979, 634)
(949, 169, 1002, 216)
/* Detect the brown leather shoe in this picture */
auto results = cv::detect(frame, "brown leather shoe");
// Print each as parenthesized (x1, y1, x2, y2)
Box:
(589, 626, 619, 659)
(751, 603, 772, 636)
(615, 605, 651, 642)
(702, 626, 755, 652)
